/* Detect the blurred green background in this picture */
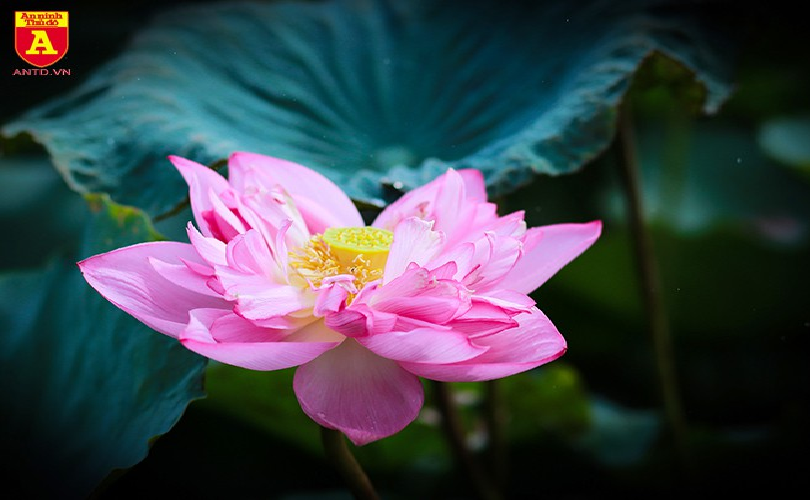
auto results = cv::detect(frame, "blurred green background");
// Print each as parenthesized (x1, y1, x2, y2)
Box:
(2, 0, 808, 498)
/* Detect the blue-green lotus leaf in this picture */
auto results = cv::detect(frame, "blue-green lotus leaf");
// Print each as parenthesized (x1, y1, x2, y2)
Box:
(1, 0, 731, 215)
(758, 115, 810, 174)
(0, 195, 206, 499)
(0, 155, 88, 269)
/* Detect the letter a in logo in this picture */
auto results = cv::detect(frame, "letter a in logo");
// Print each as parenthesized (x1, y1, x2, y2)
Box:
(15, 12, 69, 67)
(26, 30, 59, 55)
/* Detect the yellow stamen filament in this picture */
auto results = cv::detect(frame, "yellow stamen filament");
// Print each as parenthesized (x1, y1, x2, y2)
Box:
(289, 227, 393, 303)
(288, 236, 340, 288)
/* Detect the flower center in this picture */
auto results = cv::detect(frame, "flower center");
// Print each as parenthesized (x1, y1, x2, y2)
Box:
(289, 227, 393, 296)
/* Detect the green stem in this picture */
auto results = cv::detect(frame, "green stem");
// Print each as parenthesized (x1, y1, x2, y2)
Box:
(320, 426, 380, 500)
(615, 104, 690, 467)
(432, 381, 502, 500)
(484, 380, 507, 492)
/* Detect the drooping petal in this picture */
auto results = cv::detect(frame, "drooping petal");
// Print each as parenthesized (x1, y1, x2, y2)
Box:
(383, 218, 445, 283)
(357, 328, 487, 364)
(399, 308, 566, 382)
(495, 221, 602, 294)
(228, 152, 363, 231)
(169, 155, 230, 237)
(180, 310, 341, 370)
(78, 242, 230, 338)
(293, 339, 424, 445)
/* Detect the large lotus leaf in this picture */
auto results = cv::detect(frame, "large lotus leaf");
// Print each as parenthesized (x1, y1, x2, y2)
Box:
(1, 0, 731, 216)
(0, 154, 88, 270)
(0, 194, 207, 499)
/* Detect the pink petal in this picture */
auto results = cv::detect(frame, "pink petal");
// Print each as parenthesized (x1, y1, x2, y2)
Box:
(203, 186, 247, 241)
(476, 289, 536, 312)
(228, 277, 313, 327)
(371, 177, 441, 231)
(324, 308, 370, 337)
(78, 242, 230, 338)
(399, 309, 566, 382)
(181, 311, 341, 370)
(213, 232, 313, 326)
(189, 308, 327, 341)
(239, 187, 310, 253)
(184, 308, 288, 343)
(495, 221, 602, 294)
(447, 299, 519, 338)
(358, 328, 487, 363)
(149, 257, 220, 298)
(383, 218, 445, 283)
(187, 222, 227, 267)
(372, 168, 485, 231)
(429, 242, 476, 280)
(228, 152, 363, 230)
(432, 168, 466, 235)
(293, 339, 424, 445)
(459, 233, 522, 291)
(458, 169, 487, 203)
(324, 304, 399, 338)
(467, 309, 565, 363)
(169, 156, 230, 237)
(312, 278, 353, 316)
(224, 229, 278, 278)
(481, 210, 526, 238)
(285, 320, 346, 342)
(372, 265, 470, 324)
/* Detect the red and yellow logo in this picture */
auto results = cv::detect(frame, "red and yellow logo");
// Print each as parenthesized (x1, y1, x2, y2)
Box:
(15, 11, 69, 68)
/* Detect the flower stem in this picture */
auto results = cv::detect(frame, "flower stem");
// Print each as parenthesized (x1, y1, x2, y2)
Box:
(432, 381, 503, 500)
(320, 426, 380, 500)
(615, 104, 690, 468)
(484, 380, 508, 491)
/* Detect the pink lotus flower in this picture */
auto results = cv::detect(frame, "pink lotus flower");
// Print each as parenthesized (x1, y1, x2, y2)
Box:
(78, 152, 601, 445)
